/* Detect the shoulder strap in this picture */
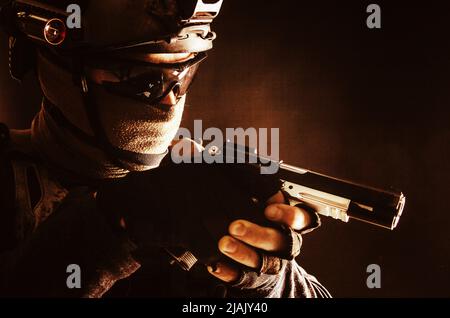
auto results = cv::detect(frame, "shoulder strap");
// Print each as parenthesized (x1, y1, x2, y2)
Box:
(0, 123, 69, 243)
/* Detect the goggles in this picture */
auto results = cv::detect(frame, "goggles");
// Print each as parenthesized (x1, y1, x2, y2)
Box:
(84, 52, 208, 106)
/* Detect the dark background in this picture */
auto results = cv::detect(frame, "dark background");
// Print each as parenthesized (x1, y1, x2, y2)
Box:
(1, 1, 449, 297)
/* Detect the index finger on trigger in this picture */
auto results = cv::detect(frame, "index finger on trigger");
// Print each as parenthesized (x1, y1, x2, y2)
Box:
(264, 203, 312, 231)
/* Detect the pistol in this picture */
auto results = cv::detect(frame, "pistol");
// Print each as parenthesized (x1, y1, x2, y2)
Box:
(165, 142, 406, 271)
(219, 142, 406, 231)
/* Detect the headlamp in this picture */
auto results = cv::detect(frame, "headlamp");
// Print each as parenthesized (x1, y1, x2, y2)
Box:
(5, 0, 82, 48)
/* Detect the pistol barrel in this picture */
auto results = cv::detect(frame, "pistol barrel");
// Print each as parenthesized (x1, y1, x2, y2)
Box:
(221, 142, 406, 230)
(279, 163, 405, 230)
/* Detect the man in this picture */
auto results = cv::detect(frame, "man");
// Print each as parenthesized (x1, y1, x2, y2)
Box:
(0, 0, 330, 297)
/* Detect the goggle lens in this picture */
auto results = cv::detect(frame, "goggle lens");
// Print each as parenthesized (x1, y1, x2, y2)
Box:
(88, 52, 206, 105)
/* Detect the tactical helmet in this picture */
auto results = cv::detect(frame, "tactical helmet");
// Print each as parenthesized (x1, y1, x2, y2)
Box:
(1, 0, 223, 80)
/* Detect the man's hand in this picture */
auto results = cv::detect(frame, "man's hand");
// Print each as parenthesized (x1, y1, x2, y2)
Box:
(208, 191, 313, 283)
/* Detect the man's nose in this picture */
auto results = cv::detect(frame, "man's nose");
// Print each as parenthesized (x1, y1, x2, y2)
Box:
(160, 91, 178, 106)
(160, 85, 181, 106)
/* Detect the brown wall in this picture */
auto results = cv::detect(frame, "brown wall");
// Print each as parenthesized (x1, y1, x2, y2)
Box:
(1, 0, 449, 297)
